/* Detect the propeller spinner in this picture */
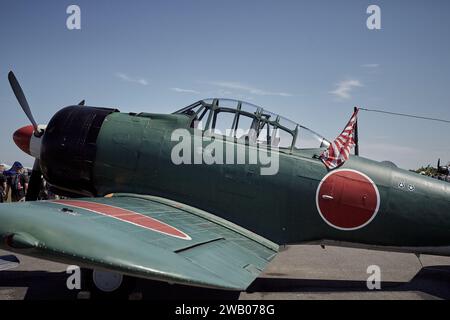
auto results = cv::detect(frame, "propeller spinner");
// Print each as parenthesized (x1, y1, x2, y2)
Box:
(13, 124, 47, 158)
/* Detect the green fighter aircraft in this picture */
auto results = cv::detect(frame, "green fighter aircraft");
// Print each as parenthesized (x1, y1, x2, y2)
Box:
(1, 71, 450, 294)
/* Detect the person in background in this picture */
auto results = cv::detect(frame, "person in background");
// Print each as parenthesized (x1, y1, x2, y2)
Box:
(38, 179, 49, 200)
(4, 161, 29, 202)
(0, 164, 6, 203)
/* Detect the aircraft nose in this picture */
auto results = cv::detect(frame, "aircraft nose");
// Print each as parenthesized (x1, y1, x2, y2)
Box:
(13, 125, 34, 156)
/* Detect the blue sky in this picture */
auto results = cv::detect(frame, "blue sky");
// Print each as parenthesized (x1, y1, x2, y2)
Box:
(1, 0, 450, 169)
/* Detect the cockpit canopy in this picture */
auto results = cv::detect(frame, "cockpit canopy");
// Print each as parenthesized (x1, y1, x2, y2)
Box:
(174, 98, 330, 151)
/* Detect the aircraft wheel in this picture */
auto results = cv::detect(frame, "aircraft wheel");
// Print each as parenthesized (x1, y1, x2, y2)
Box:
(92, 269, 123, 292)
(81, 268, 135, 299)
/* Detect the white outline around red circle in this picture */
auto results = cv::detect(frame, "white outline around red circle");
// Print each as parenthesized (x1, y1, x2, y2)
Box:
(315, 169, 380, 231)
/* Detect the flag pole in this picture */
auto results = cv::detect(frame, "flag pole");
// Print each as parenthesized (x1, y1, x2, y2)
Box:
(354, 106, 359, 156)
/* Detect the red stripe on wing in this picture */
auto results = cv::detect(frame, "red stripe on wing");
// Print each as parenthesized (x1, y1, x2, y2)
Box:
(52, 199, 191, 240)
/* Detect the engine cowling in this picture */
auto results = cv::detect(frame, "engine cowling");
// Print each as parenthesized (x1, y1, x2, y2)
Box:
(40, 106, 118, 196)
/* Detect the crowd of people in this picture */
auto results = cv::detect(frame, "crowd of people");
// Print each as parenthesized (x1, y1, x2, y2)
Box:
(0, 161, 29, 203)
(0, 161, 56, 203)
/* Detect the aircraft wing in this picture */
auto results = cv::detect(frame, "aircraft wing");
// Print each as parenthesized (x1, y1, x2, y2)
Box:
(0, 194, 278, 290)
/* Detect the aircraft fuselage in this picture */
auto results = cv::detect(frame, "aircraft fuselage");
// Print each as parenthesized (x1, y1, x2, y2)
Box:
(38, 107, 450, 255)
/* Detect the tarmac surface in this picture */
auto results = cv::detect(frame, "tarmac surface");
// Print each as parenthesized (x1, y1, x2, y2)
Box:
(1, 244, 450, 300)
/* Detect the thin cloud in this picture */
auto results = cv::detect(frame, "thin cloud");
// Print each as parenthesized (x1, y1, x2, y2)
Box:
(329, 79, 362, 99)
(361, 64, 380, 68)
(116, 73, 148, 86)
(171, 87, 200, 94)
(217, 89, 233, 96)
(209, 81, 292, 97)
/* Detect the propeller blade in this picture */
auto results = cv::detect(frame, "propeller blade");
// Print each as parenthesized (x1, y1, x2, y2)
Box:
(438, 158, 441, 169)
(78, 100, 85, 106)
(25, 159, 43, 201)
(8, 71, 38, 131)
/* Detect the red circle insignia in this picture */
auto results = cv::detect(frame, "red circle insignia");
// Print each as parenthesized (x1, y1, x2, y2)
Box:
(316, 169, 380, 230)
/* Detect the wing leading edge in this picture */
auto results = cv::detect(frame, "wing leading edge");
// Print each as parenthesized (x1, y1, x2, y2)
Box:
(0, 194, 278, 290)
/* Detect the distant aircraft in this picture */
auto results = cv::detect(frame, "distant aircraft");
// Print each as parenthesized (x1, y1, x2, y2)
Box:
(1, 71, 450, 295)
(438, 158, 449, 176)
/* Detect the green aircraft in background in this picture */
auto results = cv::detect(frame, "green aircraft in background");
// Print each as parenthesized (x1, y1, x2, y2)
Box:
(1, 71, 450, 294)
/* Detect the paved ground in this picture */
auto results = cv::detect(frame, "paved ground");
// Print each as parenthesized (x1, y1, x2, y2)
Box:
(1, 244, 450, 300)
